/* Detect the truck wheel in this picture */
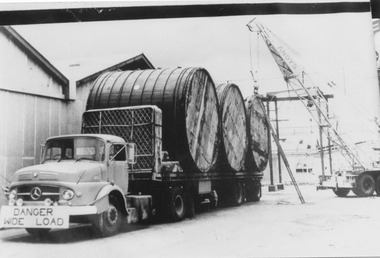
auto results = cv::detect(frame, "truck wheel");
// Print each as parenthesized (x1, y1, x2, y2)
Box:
(25, 228, 51, 237)
(230, 182, 245, 206)
(210, 190, 218, 207)
(169, 187, 186, 221)
(332, 188, 350, 197)
(354, 174, 375, 197)
(93, 197, 122, 237)
(352, 187, 361, 197)
(186, 195, 195, 218)
(376, 176, 380, 196)
(246, 181, 261, 202)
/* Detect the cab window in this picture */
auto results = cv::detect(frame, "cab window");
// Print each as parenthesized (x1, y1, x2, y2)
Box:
(43, 137, 105, 162)
(110, 144, 126, 161)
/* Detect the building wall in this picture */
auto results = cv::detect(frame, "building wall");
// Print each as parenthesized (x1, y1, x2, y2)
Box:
(0, 91, 94, 205)
(373, 19, 380, 70)
(0, 31, 96, 204)
(0, 30, 65, 99)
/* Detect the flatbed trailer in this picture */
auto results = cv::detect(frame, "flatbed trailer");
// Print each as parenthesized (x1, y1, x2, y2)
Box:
(0, 104, 263, 238)
(82, 105, 263, 218)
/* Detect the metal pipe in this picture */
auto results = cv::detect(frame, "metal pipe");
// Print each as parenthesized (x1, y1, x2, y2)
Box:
(327, 100, 333, 175)
(318, 97, 326, 182)
(267, 100, 274, 186)
(275, 98, 282, 184)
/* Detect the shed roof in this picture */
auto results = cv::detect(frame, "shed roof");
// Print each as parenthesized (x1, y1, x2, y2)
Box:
(54, 52, 155, 85)
(0, 26, 69, 88)
(2, 26, 155, 99)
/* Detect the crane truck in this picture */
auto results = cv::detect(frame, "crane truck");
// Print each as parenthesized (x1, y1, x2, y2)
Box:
(248, 19, 380, 197)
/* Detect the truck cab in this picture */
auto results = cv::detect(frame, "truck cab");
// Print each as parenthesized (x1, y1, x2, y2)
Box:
(0, 134, 137, 237)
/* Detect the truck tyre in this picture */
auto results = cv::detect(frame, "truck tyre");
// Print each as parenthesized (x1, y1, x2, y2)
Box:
(210, 190, 218, 208)
(332, 188, 350, 197)
(376, 176, 380, 196)
(92, 197, 122, 237)
(25, 228, 51, 237)
(230, 182, 245, 206)
(169, 187, 186, 221)
(186, 194, 195, 218)
(354, 174, 375, 197)
(351, 187, 361, 197)
(246, 181, 261, 202)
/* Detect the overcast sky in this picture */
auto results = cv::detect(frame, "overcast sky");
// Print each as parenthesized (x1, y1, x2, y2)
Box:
(13, 12, 378, 94)
(11, 2, 380, 147)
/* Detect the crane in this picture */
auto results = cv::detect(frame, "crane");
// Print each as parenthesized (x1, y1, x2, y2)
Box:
(247, 18, 380, 197)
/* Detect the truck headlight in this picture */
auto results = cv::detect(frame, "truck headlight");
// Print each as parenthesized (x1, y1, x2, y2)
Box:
(8, 199, 15, 206)
(16, 198, 24, 206)
(9, 189, 17, 200)
(62, 189, 75, 200)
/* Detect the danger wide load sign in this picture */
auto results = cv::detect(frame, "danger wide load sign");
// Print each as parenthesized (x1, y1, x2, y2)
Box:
(0, 206, 69, 229)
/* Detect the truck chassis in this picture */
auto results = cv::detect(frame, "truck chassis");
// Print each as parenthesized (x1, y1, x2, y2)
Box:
(317, 169, 380, 197)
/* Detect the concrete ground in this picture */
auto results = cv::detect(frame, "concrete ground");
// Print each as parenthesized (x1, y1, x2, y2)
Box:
(1, 185, 380, 258)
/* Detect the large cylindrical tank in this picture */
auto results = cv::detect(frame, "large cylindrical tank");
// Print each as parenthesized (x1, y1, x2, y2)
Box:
(86, 67, 220, 173)
(216, 83, 247, 172)
(246, 94, 269, 172)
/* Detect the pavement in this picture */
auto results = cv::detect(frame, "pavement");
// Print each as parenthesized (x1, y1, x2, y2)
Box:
(1, 184, 380, 258)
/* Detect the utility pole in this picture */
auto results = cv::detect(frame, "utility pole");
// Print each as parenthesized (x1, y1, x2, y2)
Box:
(274, 98, 284, 190)
(267, 100, 276, 192)
(327, 99, 333, 175)
(317, 96, 326, 182)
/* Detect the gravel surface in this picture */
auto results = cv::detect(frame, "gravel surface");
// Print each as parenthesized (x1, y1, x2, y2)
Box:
(1, 185, 380, 258)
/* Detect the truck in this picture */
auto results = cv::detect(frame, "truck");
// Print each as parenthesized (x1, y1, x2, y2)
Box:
(248, 19, 380, 197)
(0, 103, 264, 237)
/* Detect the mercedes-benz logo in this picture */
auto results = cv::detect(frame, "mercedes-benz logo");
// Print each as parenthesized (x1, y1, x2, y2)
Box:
(30, 187, 42, 200)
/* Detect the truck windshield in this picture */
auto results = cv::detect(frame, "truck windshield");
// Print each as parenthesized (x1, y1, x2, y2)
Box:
(43, 137, 105, 162)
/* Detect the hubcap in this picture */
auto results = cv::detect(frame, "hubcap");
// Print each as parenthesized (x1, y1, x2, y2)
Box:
(363, 178, 372, 191)
(106, 206, 118, 226)
(237, 184, 243, 203)
(174, 195, 184, 215)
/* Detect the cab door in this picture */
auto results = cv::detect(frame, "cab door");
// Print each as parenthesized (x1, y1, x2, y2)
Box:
(108, 144, 129, 194)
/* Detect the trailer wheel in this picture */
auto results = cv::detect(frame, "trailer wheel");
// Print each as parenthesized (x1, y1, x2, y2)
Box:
(354, 174, 375, 197)
(25, 228, 51, 237)
(210, 190, 218, 207)
(230, 182, 245, 206)
(376, 176, 380, 196)
(92, 197, 122, 237)
(246, 181, 261, 202)
(169, 187, 186, 221)
(186, 194, 195, 218)
(332, 188, 350, 197)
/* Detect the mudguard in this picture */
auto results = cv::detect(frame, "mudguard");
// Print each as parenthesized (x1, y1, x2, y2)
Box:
(93, 184, 126, 214)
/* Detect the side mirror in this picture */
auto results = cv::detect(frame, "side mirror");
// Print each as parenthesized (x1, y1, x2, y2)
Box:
(126, 143, 136, 164)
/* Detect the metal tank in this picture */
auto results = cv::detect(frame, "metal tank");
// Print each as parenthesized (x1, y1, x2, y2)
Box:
(245, 94, 269, 172)
(216, 83, 248, 173)
(86, 67, 220, 173)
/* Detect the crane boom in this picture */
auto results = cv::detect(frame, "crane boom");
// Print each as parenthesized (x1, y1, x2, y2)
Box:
(247, 19, 365, 172)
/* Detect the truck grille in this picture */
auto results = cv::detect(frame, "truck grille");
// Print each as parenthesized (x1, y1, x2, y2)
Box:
(15, 185, 60, 202)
